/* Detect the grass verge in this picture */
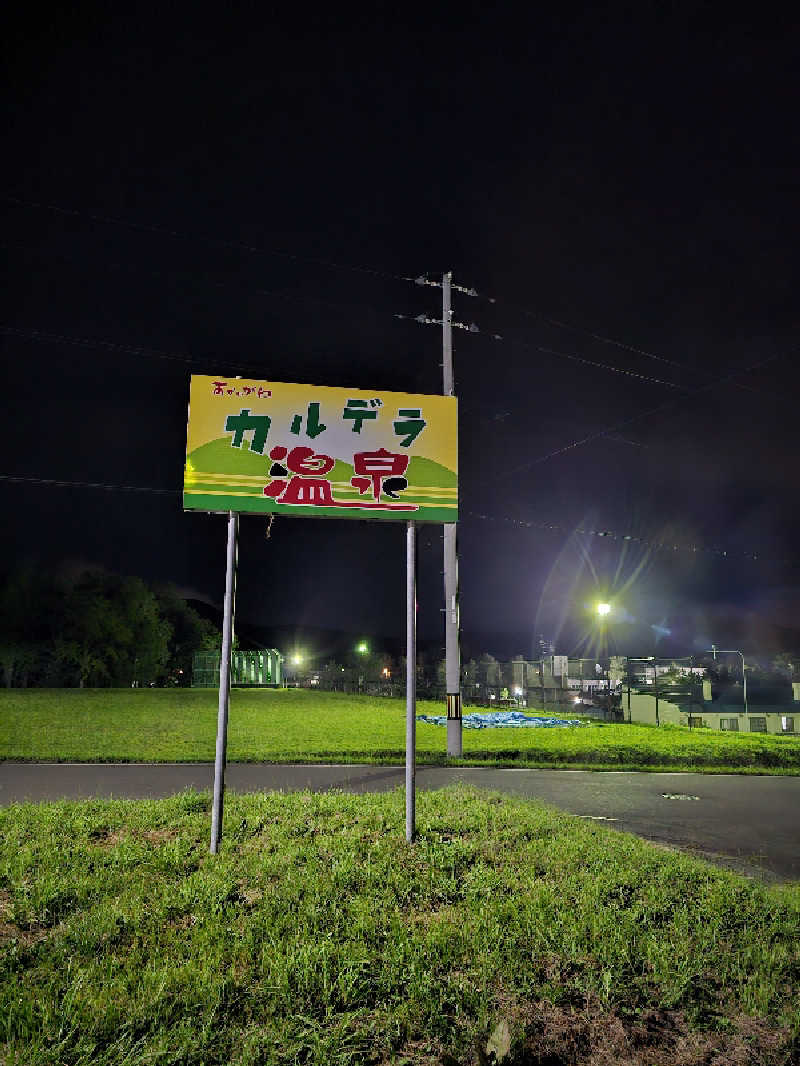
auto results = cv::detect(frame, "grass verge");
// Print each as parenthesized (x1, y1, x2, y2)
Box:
(1, 785, 798, 1065)
(2, 688, 800, 774)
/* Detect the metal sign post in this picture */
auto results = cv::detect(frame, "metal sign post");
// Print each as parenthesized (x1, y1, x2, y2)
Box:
(210, 510, 238, 853)
(406, 520, 416, 842)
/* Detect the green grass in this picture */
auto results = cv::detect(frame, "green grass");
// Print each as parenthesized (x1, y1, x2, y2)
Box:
(2, 688, 800, 773)
(1, 786, 798, 1064)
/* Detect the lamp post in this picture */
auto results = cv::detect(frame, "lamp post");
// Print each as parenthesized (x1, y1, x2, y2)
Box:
(595, 604, 612, 708)
(592, 603, 612, 715)
(625, 656, 658, 725)
(355, 641, 369, 693)
(707, 648, 747, 716)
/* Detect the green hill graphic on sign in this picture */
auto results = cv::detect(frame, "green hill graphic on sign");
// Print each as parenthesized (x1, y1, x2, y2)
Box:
(186, 439, 456, 486)
(184, 438, 457, 521)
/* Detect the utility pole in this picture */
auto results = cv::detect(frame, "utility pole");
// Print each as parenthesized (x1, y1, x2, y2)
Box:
(442, 271, 462, 757)
(404, 271, 487, 756)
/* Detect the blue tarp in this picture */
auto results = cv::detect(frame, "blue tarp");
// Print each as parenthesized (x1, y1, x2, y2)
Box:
(416, 711, 587, 729)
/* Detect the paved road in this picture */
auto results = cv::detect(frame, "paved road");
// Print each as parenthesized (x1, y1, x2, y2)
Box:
(2, 762, 798, 883)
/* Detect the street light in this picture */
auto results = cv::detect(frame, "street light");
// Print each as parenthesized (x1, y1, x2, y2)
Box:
(595, 604, 614, 707)
(356, 641, 369, 655)
(708, 647, 748, 716)
(625, 656, 658, 725)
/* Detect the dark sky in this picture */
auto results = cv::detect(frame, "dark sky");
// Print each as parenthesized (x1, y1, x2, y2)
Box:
(2, 7, 799, 658)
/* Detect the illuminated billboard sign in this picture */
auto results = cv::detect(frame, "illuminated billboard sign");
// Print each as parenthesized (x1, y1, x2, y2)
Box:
(184, 375, 458, 522)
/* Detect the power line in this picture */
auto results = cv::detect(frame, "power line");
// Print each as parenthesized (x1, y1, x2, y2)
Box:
(400, 311, 688, 391)
(463, 509, 772, 564)
(0, 193, 709, 373)
(517, 308, 687, 371)
(0, 325, 262, 374)
(411, 273, 690, 374)
(405, 275, 800, 478)
(412, 273, 795, 398)
(0, 240, 404, 326)
(0, 471, 785, 565)
(0, 318, 559, 441)
(509, 307, 796, 404)
(6, 201, 773, 399)
(6, 320, 791, 488)
(7, 192, 793, 400)
(8, 240, 677, 392)
(4, 304, 680, 405)
(492, 336, 800, 478)
(2, 193, 411, 285)
(4, 209, 795, 415)
(0, 473, 179, 495)
(532, 341, 686, 390)
(12, 235, 676, 393)
(5, 321, 679, 423)
(414, 279, 799, 474)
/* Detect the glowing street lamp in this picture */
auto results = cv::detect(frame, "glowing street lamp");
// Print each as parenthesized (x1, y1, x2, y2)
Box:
(356, 641, 369, 654)
(597, 602, 611, 617)
(291, 653, 303, 666)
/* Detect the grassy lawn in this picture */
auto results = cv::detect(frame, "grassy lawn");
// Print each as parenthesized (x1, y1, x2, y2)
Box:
(2, 687, 800, 773)
(1, 786, 798, 1065)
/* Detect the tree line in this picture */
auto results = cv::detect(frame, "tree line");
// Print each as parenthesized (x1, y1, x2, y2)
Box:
(0, 566, 220, 688)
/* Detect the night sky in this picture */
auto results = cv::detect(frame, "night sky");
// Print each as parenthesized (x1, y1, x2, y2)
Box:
(3, 8, 799, 659)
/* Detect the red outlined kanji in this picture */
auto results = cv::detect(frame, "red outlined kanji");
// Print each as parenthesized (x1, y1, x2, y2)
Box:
(351, 448, 409, 500)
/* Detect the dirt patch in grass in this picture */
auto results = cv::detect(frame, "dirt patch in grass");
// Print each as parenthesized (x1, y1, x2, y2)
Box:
(478, 997, 796, 1065)
(378, 998, 795, 1065)
(0, 920, 50, 949)
(0, 889, 50, 949)
(404, 903, 460, 928)
(88, 825, 179, 847)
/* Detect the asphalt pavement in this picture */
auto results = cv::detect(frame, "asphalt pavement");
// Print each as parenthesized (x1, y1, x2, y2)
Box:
(1, 762, 798, 883)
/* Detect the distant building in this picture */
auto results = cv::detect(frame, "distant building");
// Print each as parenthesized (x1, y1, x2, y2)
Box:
(537, 634, 555, 658)
(192, 648, 283, 688)
(622, 663, 797, 734)
(625, 691, 797, 734)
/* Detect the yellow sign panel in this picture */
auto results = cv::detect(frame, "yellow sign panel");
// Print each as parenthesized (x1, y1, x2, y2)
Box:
(184, 375, 458, 522)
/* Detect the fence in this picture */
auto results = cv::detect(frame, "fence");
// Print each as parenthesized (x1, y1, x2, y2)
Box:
(192, 648, 283, 688)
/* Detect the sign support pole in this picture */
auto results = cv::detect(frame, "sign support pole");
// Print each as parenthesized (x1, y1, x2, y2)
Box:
(442, 271, 462, 756)
(406, 519, 417, 842)
(210, 510, 239, 854)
